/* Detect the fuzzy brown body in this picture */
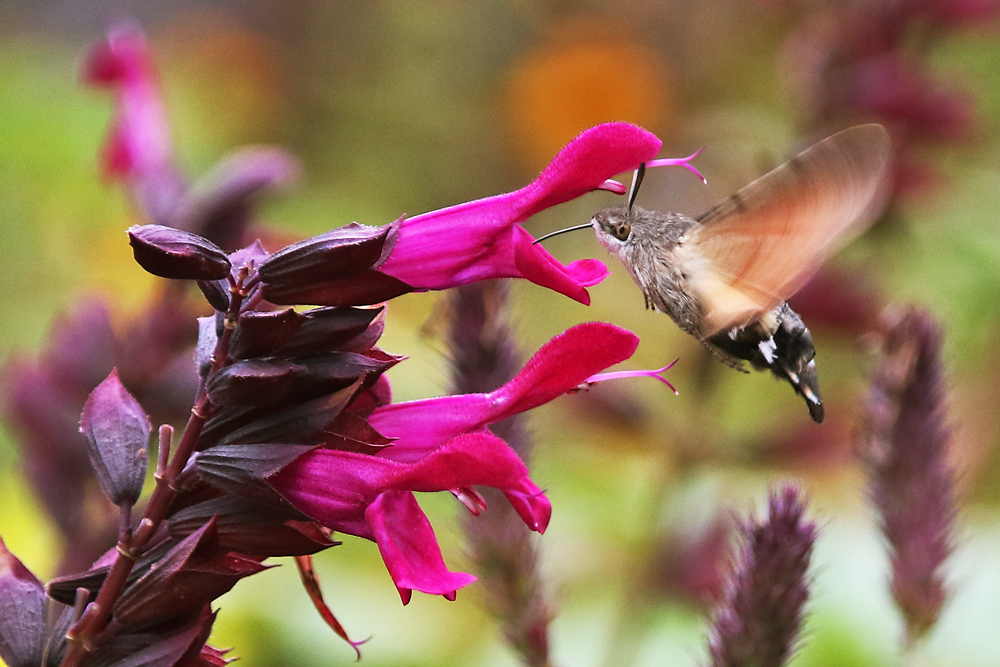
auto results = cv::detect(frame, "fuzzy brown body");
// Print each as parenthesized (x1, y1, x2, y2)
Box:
(592, 205, 825, 422)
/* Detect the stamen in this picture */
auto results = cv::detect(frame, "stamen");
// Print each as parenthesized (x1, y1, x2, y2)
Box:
(575, 358, 680, 395)
(647, 149, 707, 184)
(453, 487, 488, 515)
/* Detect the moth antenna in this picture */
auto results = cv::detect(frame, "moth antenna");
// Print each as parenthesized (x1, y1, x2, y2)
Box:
(627, 162, 646, 212)
(531, 223, 593, 245)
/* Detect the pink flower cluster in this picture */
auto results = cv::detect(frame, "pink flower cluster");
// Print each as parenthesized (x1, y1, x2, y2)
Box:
(0, 31, 704, 663)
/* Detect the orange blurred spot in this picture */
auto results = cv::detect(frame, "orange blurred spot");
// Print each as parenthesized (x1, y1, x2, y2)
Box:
(158, 9, 289, 143)
(505, 17, 674, 172)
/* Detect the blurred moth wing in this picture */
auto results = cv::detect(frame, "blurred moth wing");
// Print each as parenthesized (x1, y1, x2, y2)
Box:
(685, 123, 892, 336)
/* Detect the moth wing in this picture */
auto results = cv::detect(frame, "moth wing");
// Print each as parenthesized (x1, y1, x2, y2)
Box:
(685, 123, 891, 336)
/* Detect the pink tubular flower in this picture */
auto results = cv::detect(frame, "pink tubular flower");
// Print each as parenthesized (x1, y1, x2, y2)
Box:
(270, 432, 543, 604)
(376, 123, 664, 304)
(368, 322, 640, 462)
(270, 322, 642, 602)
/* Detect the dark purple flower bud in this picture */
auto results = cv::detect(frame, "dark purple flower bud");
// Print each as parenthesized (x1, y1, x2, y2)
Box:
(296, 351, 400, 393)
(195, 316, 221, 381)
(46, 563, 113, 606)
(706, 485, 816, 667)
(261, 269, 412, 307)
(0, 539, 47, 667)
(194, 444, 315, 513)
(207, 353, 395, 408)
(47, 550, 156, 607)
(229, 308, 306, 360)
(206, 358, 308, 407)
(258, 220, 400, 285)
(128, 224, 232, 281)
(113, 520, 268, 630)
(322, 412, 394, 454)
(208, 381, 363, 447)
(275, 306, 384, 357)
(860, 307, 956, 643)
(196, 279, 230, 312)
(168, 496, 335, 556)
(80, 369, 152, 507)
(227, 240, 270, 274)
(100, 613, 216, 667)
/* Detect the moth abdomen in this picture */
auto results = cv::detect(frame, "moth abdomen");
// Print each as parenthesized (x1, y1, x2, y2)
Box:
(706, 303, 824, 422)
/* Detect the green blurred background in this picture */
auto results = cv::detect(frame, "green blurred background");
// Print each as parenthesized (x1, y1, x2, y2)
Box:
(2, 1, 1000, 665)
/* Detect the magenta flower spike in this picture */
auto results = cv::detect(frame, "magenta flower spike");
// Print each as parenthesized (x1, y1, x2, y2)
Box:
(368, 322, 640, 462)
(270, 431, 547, 603)
(376, 123, 663, 304)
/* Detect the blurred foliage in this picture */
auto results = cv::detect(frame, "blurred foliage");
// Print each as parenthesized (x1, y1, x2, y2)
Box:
(1, 1, 1000, 666)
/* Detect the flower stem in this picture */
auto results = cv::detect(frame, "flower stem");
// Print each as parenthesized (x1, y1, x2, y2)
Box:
(59, 279, 248, 667)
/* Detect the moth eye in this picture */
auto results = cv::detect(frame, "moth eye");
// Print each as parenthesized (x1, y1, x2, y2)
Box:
(612, 221, 631, 241)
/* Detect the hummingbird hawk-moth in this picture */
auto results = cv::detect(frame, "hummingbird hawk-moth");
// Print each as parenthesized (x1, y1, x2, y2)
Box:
(536, 124, 892, 422)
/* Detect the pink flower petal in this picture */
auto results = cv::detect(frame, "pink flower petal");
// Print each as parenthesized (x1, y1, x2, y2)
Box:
(366, 490, 476, 603)
(377, 123, 661, 303)
(270, 433, 549, 600)
(487, 321, 640, 420)
(369, 322, 639, 461)
(397, 432, 531, 490)
(502, 477, 552, 534)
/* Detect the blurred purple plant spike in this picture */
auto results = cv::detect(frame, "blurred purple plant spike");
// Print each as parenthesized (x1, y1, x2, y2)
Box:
(781, 0, 993, 201)
(859, 307, 957, 645)
(705, 485, 817, 667)
(448, 282, 554, 667)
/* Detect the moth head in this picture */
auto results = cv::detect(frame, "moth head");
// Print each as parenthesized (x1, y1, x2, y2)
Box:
(592, 207, 633, 251)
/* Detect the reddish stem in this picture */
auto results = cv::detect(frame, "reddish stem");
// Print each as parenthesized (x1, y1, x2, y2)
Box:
(59, 281, 248, 667)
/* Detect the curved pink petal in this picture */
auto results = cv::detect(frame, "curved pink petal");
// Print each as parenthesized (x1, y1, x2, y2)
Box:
(271, 433, 545, 601)
(369, 322, 639, 462)
(395, 433, 531, 492)
(520, 122, 666, 210)
(511, 225, 609, 305)
(272, 433, 539, 513)
(377, 123, 661, 303)
(503, 477, 552, 534)
(488, 321, 639, 420)
(366, 490, 476, 603)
